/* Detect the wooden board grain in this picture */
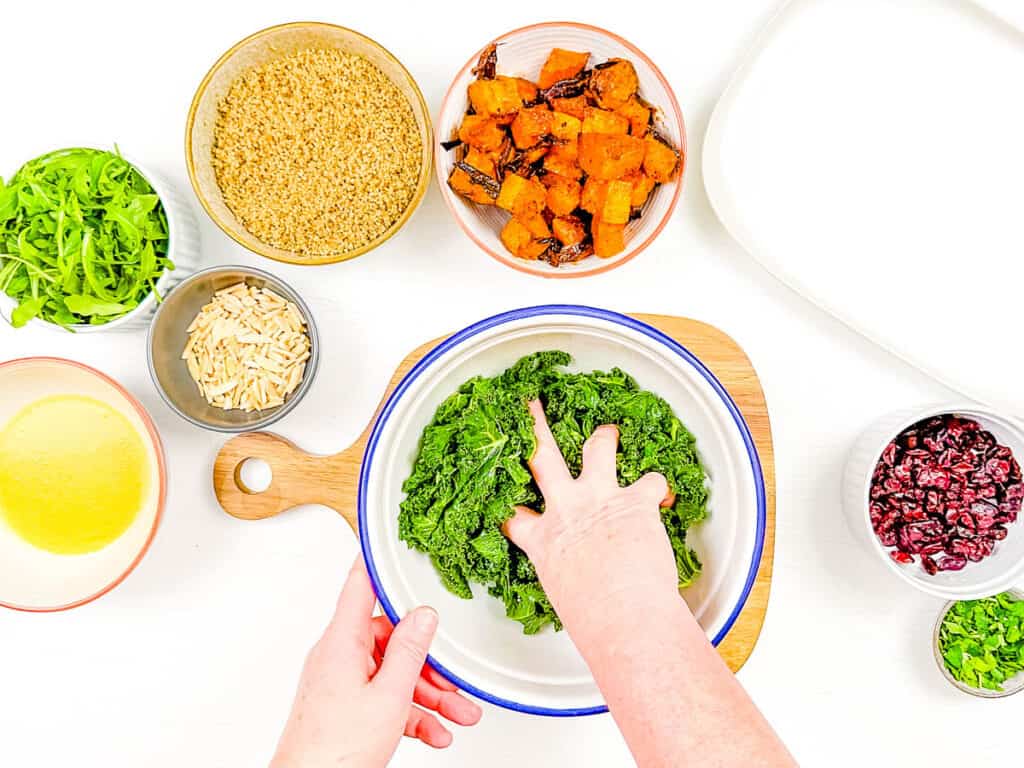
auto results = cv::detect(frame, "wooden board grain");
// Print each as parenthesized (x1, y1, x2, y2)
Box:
(212, 313, 775, 672)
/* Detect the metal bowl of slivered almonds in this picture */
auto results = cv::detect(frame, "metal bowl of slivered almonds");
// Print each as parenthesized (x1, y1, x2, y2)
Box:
(147, 265, 320, 432)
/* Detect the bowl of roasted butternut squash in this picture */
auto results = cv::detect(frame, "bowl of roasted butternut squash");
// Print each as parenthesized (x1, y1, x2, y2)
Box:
(436, 22, 685, 277)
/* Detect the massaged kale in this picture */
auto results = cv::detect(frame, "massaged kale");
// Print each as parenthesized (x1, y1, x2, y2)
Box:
(398, 351, 708, 635)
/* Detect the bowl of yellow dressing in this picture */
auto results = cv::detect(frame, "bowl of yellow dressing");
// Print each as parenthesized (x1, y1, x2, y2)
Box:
(0, 358, 165, 611)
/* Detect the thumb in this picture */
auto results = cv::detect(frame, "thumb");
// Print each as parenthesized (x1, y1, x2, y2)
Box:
(373, 607, 439, 700)
(502, 505, 542, 556)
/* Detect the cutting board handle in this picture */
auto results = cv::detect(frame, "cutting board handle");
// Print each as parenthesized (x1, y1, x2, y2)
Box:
(212, 431, 360, 533)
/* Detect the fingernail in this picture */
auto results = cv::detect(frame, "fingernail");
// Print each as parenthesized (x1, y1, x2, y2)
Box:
(414, 607, 438, 633)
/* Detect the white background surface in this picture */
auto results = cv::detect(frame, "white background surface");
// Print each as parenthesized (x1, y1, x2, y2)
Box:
(0, 1, 1018, 766)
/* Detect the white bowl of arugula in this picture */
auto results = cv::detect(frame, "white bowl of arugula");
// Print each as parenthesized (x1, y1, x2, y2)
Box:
(358, 305, 767, 715)
(0, 147, 199, 332)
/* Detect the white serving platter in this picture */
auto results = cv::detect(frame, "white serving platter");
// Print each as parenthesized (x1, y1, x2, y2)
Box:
(704, 0, 1024, 415)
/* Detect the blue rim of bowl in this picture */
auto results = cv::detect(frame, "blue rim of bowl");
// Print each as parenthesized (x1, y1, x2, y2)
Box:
(358, 304, 768, 717)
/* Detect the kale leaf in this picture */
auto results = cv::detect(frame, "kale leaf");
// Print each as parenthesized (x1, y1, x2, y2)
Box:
(398, 351, 709, 635)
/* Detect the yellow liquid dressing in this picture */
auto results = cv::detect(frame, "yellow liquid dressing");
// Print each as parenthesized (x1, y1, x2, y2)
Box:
(0, 394, 149, 554)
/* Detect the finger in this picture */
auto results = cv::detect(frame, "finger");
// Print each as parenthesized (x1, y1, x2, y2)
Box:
(526, 400, 572, 495)
(373, 607, 439, 700)
(580, 424, 619, 485)
(322, 556, 377, 657)
(372, 616, 460, 693)
(502, 505, 542, 556)
(422, 663, 459, 693)
(405, 706, 453, 749)
(414, 678, 483, 726)
(632, 472, 670, 506)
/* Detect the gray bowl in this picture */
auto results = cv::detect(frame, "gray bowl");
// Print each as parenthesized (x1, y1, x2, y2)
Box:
(147, 265, 319, 432)
(933, 589, 1024, 698)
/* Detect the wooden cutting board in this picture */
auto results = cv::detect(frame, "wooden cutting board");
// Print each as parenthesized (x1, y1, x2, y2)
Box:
(212, 314, 776, 672)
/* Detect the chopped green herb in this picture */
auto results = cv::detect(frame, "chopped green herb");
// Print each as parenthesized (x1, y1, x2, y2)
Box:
(0, 148, 172, 329)
(939, 592, 1024, 691)
(398, 351, 709, 635)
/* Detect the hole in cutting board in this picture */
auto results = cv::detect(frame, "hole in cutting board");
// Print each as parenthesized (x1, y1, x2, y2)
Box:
(237, 458, 272, 493)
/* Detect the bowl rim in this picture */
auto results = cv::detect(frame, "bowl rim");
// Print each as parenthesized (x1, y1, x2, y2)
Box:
(932, 588, 1024, 698)
(0, 147, 182, 333)
(146, 264, 321, 433)
(357, 304, 766, 716)
(0, 356, 166, 612)
(854, 403, 1024, 599)
(434, 21, 687, 279)
(184, 20, 434, 267)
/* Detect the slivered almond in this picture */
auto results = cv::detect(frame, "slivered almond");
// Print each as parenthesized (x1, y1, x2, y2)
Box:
(182, 282, 311, 412)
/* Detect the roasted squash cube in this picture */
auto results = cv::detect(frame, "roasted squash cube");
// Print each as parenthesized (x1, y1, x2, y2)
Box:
(543, 144, 581, 179)
(468, 76, 523, 120)
(464, 146, 498, 178)
(551, 112, 582, 142)
(552, 215, 586, 246)
(514, 77, 539, 103)
(447, 165, 498, 206)
(580, 177, 608, 215)
(538, 48, 590, 89)
(622, 170, 656, 208)
(578, 133, 646, 180)
(519, 212, 551, 239)
(548, 95, 588, 120)
(511, 106, 553, 149)
(512, 177, 547, 218)
(500, 218, 535, 258)
(643, 135, 681, 183)
(589, 58, 639, 109)
(458, 114, 506, 153)
(582, 107, 630, 135)
(601, 180, 632, 225)
(616, 96, 652, 137)
(542, 174, 582, 217)
(496, 174, 530, 211)
(592, 217, 625, 258)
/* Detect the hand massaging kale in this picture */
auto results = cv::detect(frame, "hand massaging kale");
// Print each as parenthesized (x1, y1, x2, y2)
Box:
(397, 351, 708, 634)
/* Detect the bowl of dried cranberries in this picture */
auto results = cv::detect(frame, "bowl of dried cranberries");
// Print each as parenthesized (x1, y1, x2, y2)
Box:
(843, 404, 1024, 599)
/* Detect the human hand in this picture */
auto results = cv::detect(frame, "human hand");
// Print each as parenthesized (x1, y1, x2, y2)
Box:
(503, 400, 680, 638)
(270, 558, 482, 768)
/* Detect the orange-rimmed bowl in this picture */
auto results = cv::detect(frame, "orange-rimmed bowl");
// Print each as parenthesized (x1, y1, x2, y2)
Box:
(436, 22, 686, 279)
(0, 358, 166, 612)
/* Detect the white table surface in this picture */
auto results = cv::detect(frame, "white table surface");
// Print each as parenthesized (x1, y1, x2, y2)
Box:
(0, 1, 1011, 766)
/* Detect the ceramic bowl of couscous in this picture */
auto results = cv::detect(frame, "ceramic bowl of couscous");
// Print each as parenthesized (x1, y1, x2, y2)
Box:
(186, 22, 433, 265)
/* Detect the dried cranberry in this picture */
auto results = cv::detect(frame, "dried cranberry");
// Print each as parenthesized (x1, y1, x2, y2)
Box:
(869, 414, 1022, 576)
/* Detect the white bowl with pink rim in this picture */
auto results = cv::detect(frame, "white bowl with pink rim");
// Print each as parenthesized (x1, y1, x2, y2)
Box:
(0, 357, 166, 611)
(842, 402, 1024, 600)
(435, 22, 686, 279)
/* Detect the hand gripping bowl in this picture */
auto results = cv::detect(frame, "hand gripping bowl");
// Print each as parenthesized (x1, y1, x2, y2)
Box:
(214, 306, 766, 715)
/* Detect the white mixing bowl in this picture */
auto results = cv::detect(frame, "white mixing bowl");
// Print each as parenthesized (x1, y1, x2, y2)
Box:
(358, 305, 766, 715)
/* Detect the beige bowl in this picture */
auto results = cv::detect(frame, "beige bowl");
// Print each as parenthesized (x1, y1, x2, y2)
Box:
(186, 21, 433, 266)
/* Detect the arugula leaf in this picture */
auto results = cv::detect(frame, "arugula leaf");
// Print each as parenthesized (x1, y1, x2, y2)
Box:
(398, 351, 709, 635)
(0, 148, 172, 330)
(939, 593, 1024, 691)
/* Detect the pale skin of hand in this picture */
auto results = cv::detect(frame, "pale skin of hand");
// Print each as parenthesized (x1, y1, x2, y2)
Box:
(504, 400, 797, 768)
(270, 557, 482, 768)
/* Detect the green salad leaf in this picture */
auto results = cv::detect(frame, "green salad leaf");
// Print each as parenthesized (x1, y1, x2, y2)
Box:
(939, 592, 1024, 691)
(0, 147, 172, 329)
(398, 351, 709, 635)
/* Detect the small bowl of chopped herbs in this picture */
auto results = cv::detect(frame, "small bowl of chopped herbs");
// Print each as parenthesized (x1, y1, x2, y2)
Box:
(0, 147, 199, 332)
(934, 590, 1024, 697)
